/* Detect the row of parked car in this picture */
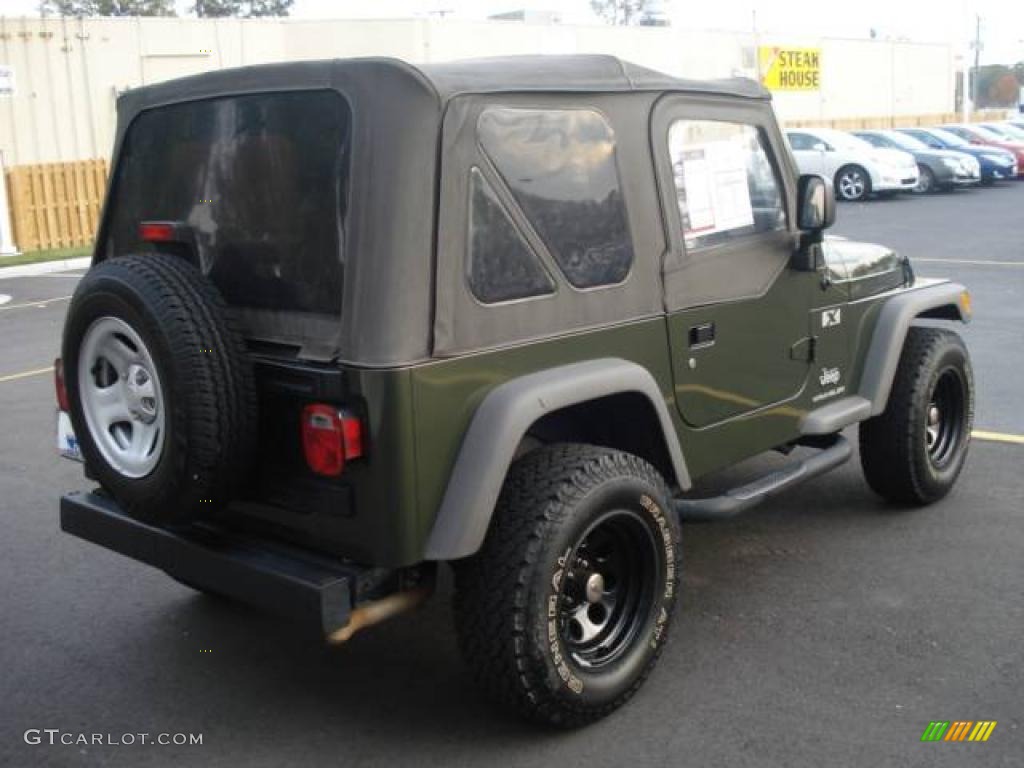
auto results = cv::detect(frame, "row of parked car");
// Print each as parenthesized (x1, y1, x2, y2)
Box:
(786, 118, 1024, 201)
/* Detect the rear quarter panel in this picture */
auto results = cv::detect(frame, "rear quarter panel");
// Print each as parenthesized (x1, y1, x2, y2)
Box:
(409, 318, 677, 548)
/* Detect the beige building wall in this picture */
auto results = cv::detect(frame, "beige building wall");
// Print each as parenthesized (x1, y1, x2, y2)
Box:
(0, 15, 956, 166)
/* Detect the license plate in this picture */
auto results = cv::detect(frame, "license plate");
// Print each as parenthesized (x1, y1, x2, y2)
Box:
(57, 410, 83, 462)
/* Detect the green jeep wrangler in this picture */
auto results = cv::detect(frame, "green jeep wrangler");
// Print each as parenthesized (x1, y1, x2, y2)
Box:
(57, 55, 974, 727)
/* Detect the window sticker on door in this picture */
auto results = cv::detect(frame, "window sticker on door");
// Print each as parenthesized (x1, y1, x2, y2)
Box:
(668, 120, 785, 252)
(676, 141, 754, 240)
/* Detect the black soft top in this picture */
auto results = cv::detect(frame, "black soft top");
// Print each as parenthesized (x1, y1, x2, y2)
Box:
(101, 56, 769, 365)
(421, 55, 768, 100)
(117, 55, 768, 115)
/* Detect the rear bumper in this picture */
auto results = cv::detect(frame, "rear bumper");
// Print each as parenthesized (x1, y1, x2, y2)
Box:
(60, 491, 366, 635)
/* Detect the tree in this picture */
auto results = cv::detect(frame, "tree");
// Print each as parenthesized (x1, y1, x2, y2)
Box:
(971, 64, 1022, 108)
(192, 0, 294, 17)
(988, 72, 1020, 107)
(590, 0, 647, 26)
(39, 0, 175, 15)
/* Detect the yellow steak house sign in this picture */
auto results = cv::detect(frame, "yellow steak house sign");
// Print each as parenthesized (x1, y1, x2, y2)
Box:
(758, 46, 821, 90)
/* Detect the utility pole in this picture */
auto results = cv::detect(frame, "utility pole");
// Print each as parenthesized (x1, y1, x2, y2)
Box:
(970, 13, 982, 118)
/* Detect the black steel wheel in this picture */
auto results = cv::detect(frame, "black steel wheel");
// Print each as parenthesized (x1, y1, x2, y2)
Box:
(925, 367, 968, 469)
(454, 444, 681, 728)
(558, 509, 659, 670)
(860, 327, 973, 504)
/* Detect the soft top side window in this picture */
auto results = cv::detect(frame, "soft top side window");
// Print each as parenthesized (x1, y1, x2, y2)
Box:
(466, 167, 555, 304)
(477, 107, 634, 290)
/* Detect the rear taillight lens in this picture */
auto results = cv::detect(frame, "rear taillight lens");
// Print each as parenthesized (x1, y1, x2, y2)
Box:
(54, 357, 69, 412)
(138, 221, 175, 242)
(301, 404, 364, 477)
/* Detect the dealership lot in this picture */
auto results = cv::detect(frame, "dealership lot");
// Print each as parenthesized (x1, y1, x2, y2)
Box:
(0, 184, 1021, 766)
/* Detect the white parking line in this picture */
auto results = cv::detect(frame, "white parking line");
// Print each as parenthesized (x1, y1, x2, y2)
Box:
(0, 294, 10, 306)
(972, 430, 1024, 446)
(914, 257, 1024, 267)
(0, 366, 54, 384)
(0, 295, 72, 312)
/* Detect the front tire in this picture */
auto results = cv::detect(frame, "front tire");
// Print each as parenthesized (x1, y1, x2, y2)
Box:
(914, 165, 935, 194)
(835, 165, 871, 201)
(859, 328, 973, 504)
(454, 444, 681, 728)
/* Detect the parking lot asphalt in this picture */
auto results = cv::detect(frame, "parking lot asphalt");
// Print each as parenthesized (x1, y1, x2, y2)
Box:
(1, 184, 1021, 767)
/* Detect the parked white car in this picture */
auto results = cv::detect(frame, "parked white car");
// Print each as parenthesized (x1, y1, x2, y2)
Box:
(785, 128, 919, 201)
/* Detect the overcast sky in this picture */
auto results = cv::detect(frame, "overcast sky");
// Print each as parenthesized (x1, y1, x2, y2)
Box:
(2, 0, 1022, 63)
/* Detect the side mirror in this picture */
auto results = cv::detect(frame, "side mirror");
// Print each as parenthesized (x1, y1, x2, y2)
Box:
(812, 142, 828, 152)
(797, 174, 836, 232)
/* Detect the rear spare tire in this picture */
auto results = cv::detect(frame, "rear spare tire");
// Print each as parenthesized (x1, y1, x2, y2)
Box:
(62, 254, 256, 525)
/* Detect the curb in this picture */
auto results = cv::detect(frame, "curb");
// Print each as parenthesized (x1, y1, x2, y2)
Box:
(0, 256, 91, 280)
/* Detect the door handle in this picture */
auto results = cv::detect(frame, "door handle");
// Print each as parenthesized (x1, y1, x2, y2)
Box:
(689, 322, 715, 348)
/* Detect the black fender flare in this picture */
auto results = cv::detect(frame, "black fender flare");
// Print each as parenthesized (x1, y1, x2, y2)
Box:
(801, 279, 970, 435)
(859, 280, 970, 417)
(422, 358, 691, 561)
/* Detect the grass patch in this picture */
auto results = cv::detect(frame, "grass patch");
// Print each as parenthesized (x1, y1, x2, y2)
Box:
(0, 244, 92, 268)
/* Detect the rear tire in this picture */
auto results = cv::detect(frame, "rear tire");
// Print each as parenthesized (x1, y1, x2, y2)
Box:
(454, 444, 681, 728)
(63, 254, 256, 526)
(859, 328, 973, 504)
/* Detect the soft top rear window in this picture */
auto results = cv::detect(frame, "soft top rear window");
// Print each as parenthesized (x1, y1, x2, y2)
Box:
(104, 90, 349, 316)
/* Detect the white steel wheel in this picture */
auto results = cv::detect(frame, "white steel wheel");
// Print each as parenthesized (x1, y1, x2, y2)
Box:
(77, 316, 165, 478)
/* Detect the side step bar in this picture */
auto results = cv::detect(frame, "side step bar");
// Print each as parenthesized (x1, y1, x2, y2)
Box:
(674, 435, 852, 521)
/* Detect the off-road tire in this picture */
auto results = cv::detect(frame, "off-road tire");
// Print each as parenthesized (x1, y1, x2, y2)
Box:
(454, 444, 681, 728)
(63, 254, 256, 525)
(859, 327, 973, 504)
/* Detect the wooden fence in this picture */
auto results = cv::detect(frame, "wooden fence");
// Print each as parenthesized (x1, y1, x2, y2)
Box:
(4, 159, 108, 252)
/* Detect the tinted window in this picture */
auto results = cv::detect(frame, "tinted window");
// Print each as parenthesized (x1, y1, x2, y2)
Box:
(478, 108, 633, 289)
(467, 168, 555, 304)
(787, 132, 817, 151)
(105, 91, 348, 315)
(669, 120, 786, 251)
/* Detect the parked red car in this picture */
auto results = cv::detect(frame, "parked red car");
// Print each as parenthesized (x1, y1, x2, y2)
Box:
(939, 124, 1024, 177)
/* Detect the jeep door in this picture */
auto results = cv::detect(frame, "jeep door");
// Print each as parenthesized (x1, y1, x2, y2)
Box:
(652, 95, 815, 430)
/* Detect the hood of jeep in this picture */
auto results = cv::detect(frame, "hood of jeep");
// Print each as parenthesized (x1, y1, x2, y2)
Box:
(823, 236, 913, 300)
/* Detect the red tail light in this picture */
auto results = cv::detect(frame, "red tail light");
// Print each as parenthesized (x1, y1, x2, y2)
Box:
(138, 221, 175, 242)
(301, 404, 364, 477)
(54, 357, 70, 412)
